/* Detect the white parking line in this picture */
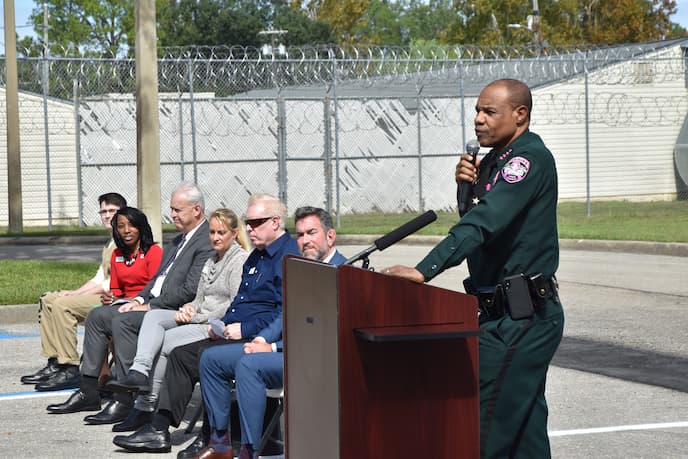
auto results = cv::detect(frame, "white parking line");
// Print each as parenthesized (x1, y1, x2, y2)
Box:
(550, 421, 688, 437)
(0, 389, 74, 401)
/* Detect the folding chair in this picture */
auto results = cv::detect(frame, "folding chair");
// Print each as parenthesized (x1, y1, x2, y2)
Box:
(257, 387, 284, 455)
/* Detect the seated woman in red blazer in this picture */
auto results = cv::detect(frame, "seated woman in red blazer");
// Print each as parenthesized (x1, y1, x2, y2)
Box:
(103, 207, 163, 304)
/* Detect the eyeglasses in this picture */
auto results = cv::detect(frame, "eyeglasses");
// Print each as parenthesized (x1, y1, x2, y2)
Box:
(98, 208, 119, 216)
(243, 216, 275, 228)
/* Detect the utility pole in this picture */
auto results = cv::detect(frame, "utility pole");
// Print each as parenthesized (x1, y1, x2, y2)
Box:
(4, 0, 23, 233)
(135, 0, 162, 243)
(531, 0, 542, 49)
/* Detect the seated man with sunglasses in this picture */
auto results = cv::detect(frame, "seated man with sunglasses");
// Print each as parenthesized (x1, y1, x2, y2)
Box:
(112, 193, 299, 455)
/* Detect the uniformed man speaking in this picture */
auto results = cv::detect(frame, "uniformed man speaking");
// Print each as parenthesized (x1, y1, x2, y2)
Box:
(385, 78, 564, 458)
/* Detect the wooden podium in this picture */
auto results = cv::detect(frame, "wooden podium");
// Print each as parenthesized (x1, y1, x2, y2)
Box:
(283, 256, 480, 459)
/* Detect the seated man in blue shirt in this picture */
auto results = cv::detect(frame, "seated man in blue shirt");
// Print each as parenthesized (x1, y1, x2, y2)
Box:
(196, 206, 346, 459)
(112, 194, 299, 454)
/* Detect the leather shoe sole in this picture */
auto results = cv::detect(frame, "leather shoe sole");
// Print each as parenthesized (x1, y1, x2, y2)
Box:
(35, 368, 80, 392)
(84, 400, 131, 425)
(176, 434, 207, 459)
(21, 366, 59, 384)
(112, 425, 171, 453)
(47, 391, 101, 414)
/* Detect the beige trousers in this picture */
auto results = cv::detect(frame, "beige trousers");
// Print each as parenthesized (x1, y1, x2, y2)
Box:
(38, 291, 101, 366)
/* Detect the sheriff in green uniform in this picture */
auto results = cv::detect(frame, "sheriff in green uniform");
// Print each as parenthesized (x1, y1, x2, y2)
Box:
(385, 78, 564, 458)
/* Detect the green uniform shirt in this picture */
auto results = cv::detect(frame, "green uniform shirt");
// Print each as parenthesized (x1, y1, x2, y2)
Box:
(416, 130, 559, 288)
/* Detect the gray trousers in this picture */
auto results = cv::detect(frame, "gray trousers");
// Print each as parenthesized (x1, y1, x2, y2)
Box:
(81, 304, 130, 381)
(128, 309, 209, 412)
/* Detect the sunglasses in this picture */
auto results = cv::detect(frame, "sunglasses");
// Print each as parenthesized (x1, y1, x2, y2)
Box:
(243, 216, 275, 228)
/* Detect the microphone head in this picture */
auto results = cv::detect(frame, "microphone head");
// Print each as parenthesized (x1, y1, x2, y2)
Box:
(466, 139, 481, 155)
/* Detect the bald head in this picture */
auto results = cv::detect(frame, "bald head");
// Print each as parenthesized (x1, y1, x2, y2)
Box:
(485, 79, 532, 120)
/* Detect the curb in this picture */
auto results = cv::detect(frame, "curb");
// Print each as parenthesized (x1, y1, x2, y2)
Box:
(1, 304, 37, 325)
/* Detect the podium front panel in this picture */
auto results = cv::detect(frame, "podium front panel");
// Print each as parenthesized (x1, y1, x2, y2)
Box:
(284, 257, 340, 459)
(337, 265, 479, 458)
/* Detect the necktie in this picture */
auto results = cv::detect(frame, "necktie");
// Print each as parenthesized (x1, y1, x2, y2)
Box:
(159, 233, 186, 274)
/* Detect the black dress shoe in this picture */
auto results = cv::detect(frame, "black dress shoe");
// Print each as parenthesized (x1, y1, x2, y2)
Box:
(35, 365, 80, 391)
(47, 390, 101, 414)
(83, 400, 131, 425)
(105, 370, 150, 393)
(21, 358, 59, 384)
(112, 408, 153, 432)
(177, 433, 208, 459)
(113, 423, 171, 453)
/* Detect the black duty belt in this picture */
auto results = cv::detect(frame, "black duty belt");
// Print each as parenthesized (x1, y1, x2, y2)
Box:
(465, 274, 559, 321)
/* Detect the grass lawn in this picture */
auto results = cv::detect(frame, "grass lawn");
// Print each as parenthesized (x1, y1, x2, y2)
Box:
(1, 200, 686, 305)
(0, 260, 97, 305)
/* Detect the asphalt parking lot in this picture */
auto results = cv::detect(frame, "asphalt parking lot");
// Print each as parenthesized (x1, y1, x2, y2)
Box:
(1, 240, 687, 458)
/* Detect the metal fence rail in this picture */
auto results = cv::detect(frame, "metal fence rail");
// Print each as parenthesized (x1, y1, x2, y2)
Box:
(1, 42, 687, 227)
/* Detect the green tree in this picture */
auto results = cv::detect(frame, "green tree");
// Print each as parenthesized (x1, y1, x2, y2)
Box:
(353, 0, 405, 45)
(158, 0, 271, 49)
(439, 0, 679, 47)
(29, 0, 135, 57)
(157, 0, 334, 49)
(401, 0, 455, 45)
(293, 0, 371, 42)
(273, 1, 335, 46)
(582, 0, 677, 44)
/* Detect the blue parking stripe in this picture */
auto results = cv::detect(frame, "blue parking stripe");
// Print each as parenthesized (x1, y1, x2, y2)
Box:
(0, 332, 40, 339)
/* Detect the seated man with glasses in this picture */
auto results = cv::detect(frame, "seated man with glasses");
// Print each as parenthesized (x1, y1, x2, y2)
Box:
(112, 193, 299, 455)
(20, 192, 127, 392)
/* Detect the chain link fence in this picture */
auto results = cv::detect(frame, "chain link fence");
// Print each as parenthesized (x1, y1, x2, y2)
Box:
(1, 41, 688, 227)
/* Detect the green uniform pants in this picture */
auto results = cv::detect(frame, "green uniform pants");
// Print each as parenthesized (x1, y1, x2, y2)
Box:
(479, 300, 564, 459)
(38, 291, 101, 366)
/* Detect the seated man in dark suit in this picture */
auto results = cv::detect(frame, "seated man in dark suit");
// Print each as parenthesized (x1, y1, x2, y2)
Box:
(197, 206, 346, 459)
(111, 194, 299, 454)
(47, 183, 215, 426)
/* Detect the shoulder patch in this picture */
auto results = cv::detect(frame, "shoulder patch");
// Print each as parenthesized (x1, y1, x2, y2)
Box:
(501, 156, 530, 183)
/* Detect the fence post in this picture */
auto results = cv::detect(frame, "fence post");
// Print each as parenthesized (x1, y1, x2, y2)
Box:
(459, 61, 467, 152)
(188, 59, 198, 184)
(332, 57, 341, 227)
(178, 91, 185, 182)
(416, 91, 424, 212)
(73, 78, 83, 227)
(324, 96, 333, 213)
(277, 95, 288, 206)
(585, 52, 591, 217)
(42, 52, 52, 230)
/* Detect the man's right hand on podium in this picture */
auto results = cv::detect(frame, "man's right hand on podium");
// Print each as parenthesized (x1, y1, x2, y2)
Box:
(382, 265, 425, 283)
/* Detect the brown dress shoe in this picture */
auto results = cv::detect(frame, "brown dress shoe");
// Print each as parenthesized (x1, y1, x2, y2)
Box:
(194, 445, 235, 459)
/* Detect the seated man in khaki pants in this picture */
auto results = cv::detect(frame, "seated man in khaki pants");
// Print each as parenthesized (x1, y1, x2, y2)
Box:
(20, 192, 127, 392)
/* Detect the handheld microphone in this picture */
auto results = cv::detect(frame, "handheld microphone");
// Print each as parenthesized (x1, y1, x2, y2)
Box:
(458, 139, 481, 216)
(345, 210, 438, 266)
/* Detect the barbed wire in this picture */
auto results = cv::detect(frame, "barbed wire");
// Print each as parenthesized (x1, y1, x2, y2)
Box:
(6, 39, 684, 100)
(17, 40, 683, 60)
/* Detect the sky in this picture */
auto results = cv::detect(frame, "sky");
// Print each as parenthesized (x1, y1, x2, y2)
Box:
(3, 0, 688, 54)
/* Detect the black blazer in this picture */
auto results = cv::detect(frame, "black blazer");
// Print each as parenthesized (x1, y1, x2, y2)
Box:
(138, 219, 214, 310)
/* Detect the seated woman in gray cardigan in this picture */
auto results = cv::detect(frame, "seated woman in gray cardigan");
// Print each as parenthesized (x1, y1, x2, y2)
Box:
(107, 208, 249, 429)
